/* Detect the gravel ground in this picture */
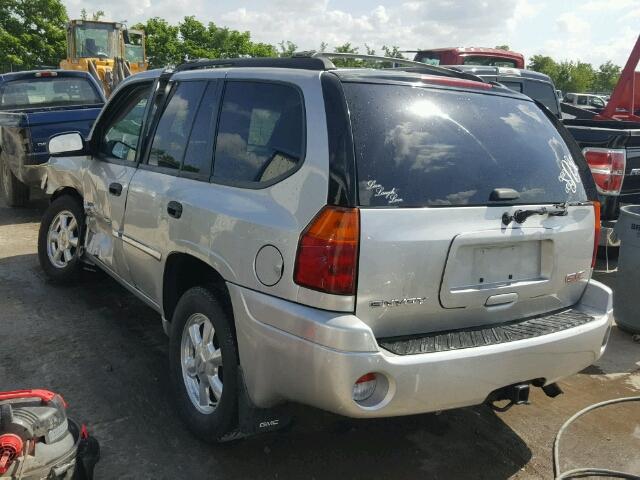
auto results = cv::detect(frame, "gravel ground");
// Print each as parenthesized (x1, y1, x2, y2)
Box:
(0, 194, 638, 479)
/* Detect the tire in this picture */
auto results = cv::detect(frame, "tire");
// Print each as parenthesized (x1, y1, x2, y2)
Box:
(37, 195, 85, 283)
(169, 285, 239, 442)
(0, 157, 29, 207)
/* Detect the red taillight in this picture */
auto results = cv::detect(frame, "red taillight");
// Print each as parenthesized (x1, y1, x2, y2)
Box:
(34, 71, 57, 78)
(592, 201, 601, 268)
(294, 206, 359, 295)
(584, 148, 626, 195)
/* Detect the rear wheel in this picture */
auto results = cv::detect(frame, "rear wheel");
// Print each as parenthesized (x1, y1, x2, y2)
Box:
(169, 286, 239, 442)
(38, 195, 85, 283)
(0, 157, 29, 207)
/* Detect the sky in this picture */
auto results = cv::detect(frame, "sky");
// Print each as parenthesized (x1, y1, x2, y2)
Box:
(62, 0, 640, 67)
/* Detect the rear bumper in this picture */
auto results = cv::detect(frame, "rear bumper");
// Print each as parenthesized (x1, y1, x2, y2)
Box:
(229, 280, 613, 418)
(1, 151, 46, 187)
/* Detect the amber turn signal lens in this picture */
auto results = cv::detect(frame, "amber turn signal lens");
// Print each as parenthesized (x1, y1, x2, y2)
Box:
(294, 206, 359, 295)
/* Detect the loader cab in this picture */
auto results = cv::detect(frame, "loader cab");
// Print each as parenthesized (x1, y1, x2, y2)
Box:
(67, 20, 120, 61)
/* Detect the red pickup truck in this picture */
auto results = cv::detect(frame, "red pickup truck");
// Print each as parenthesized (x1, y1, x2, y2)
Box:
(413, 47, 525, 68)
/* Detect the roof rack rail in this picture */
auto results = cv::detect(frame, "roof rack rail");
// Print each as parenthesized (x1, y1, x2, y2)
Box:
(171, 53, 485, 83)
(306, 52, 485, 82)
(174, 56, 335, 72)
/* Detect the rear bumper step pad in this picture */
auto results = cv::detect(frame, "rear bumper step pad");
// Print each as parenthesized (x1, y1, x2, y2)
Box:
(378, 309, 595, 355)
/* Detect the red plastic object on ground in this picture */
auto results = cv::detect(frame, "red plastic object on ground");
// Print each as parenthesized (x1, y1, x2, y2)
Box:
(0, 434, 23, 475)
(595, 34, 640, 122)
(0, 389, 67, 408)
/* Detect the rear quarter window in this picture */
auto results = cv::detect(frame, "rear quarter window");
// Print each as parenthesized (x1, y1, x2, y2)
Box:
(212, 81, 305, 187)
(343, 83, 588, 207)
(524, 80, 560, 116)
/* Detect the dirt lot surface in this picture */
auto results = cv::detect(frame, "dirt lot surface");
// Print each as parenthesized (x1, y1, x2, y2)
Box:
(1, 195, 639, 479)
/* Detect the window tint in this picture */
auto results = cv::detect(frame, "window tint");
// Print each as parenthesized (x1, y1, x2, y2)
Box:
(415, 53, 441, 65)
(213, 81, 304, 186)
(100, 84, 150, 161)
(148, 81, 206, 170)
(577, 96, 588, 105)
(0, 77, 102, 110)
(183, 82, 219, 176)
(524, 80, 559, 116)
(590, 97, 605, 108)
(501, 81, 523, 92)
(463, 56, 518, 67)
(343, 83, 588, 208)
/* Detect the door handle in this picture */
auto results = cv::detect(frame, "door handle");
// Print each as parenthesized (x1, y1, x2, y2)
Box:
(109, 182, 123, 196)
(167, 201, 183, 219)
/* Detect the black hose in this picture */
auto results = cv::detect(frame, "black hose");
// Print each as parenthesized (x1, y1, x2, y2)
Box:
(553, 396, 640, 479)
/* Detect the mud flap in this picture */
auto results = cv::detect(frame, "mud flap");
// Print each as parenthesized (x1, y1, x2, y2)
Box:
(219, 368, 293, 442)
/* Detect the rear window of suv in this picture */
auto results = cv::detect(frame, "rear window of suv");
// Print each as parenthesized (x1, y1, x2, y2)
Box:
(343, 83, 587, 207)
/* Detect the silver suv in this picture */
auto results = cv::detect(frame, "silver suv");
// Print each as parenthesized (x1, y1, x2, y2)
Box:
(37, 56, 613, 441)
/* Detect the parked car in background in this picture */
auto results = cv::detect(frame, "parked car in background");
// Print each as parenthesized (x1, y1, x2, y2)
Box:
(563, 120, 640, 246)
(556, 89, 563, 99)
(563, 93, 607, 112)
(37, 56, 612, 442)
(0, 70, 105, 206)
(559, 35, 640, 247)
(413, 47, 525, 68)
(448, 66, 561, 118)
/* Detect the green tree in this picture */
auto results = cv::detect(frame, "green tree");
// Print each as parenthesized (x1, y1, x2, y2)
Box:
(138, 16, 278, 68)
(495, 44, 510, 51)
(382, 45, 404, 59)
(179, 16, 212, 60)
(332, 42, 360, 67)
(133, 17, 181, 67)
(593, 61, 620, 93)
(571, 61, 595, 92)
(0, 0, 68, 70)
(529, 55, 604, 93)
(551, 61, 594, 93)
(80, 8, 105, 21)
(528, 54, 558, 79)
(554, 61, 573, 92)
(278, 40, 297, 57)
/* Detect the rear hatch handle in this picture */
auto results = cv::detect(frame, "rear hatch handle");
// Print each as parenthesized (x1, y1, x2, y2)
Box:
(502, 203, 568, 226)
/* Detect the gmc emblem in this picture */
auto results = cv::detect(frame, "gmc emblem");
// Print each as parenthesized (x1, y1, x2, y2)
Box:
(565, 271, 586, 284)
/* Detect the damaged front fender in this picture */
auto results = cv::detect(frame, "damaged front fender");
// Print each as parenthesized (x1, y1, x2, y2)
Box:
(41, 156, 91, 199)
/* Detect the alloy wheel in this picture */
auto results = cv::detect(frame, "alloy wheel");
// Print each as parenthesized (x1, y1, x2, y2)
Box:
(181, 313, 224, 414)
(46, 210, 79, 269)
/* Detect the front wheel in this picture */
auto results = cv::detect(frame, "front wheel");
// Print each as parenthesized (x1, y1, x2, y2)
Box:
(38, 195, 85, 283)
(169, 286, 239, 442)
(0, 158, 29, 207)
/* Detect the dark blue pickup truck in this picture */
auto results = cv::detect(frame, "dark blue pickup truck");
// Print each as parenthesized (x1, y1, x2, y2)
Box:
(0, 70, 105, 206)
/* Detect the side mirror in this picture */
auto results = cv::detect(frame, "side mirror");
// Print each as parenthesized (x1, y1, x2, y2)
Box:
(48, 132, 86, 156)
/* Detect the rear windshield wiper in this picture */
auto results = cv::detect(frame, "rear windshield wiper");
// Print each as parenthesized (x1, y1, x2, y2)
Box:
(502, 203, 568, 226)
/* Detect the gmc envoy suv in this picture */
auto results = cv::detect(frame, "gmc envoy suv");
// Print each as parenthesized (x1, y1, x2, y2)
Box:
(37, 55, 613, 441)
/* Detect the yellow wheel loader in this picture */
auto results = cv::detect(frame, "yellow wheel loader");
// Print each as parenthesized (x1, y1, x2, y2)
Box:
(60, 20, 148, 97)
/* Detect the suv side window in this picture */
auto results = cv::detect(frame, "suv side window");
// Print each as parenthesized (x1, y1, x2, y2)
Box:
(577, 96, 588, 105)
(212, 81, 304, 187)
(182, 82, 221, 176)
(98, 83, 151, 161)
(147, 81, 206, 170)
